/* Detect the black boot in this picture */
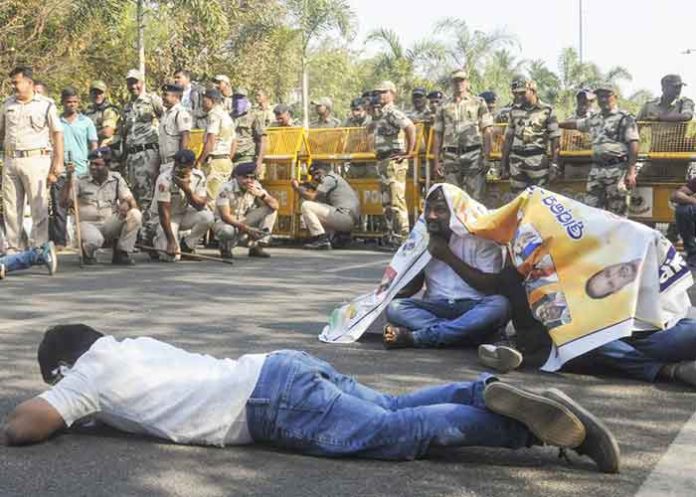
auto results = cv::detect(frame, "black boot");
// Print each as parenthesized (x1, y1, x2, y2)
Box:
(112, 250, 135, 266)
(304, 234, 332, 250)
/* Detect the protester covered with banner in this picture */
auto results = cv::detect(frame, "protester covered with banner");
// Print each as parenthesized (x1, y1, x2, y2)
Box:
(320, 184, 695, 386)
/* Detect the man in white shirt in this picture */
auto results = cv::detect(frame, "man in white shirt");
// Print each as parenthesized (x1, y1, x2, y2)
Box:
(0, 324, 618, 473)
(384, 186, 511, 349)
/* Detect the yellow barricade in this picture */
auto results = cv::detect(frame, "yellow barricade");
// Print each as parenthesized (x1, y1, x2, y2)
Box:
(189, 129, 205, 159)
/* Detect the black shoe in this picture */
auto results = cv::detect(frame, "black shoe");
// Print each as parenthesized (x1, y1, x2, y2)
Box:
(180, 239, 196, 254)
(304, 234, 332, 250)
(220, 248, 235, 260)
(331, 232, 352, 249)
(543, 388, 620, 473)
(82, 252, 98, 265)
(249, 246, 271, 258)
(483, 382, 586, 449)
(112, 250, 136, 266)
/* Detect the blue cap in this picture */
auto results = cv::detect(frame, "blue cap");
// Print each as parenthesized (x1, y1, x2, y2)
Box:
(174, 149, 196, 166)
(88, 147, 112, 162)
(479, 91, 497, 103)
(412, 87, 427, 96)
(427, 90, 443, 100)
(233, 162, 258, 177)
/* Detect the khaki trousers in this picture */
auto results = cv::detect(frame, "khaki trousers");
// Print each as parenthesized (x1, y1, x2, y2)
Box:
(2, 155, 51, 250)
(300, 200, 355, 236)
(213, 205, 277, 250)
(80, 210, 143, 257)
(154, 208, 214, 261)
(202, 158, 233, 212)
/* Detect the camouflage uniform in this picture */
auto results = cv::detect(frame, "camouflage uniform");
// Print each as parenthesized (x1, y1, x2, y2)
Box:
(434, 94, 493, 200)
(232, 110, 266, 166)
(374, 102, 414, 241)
(507, 100, 561, 192)
(120, 92, 163, 224)
(576, 109, 640, 216)
(203, 106, 235, 212)
(406, 107, 434, 125)
(343, 115, 372, 127)
(637, 96, 696, 179)
(310, 115, 341, 128)
(85, 102, 120, 147)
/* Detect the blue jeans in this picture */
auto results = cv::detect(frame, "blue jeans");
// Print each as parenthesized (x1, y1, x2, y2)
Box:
(0, 248, 43, 273)
(246, 351, 532, 460)
(566, 318, 696, 381)
(385, 296, 511, 347)
(675, 204, 696, 260)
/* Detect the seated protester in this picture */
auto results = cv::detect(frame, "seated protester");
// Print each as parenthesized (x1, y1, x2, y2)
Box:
(291, 162, 361, 250)
(0, 241, 57, 279)
(1, 324, 620, 474)
(383, 186, 511, 349)
(153, 149, 214, 262)
(213, 162, 278, 259)
(60, 148, 142, 266)
(479, 257, 696, 389)
(671, 179, 696, 267)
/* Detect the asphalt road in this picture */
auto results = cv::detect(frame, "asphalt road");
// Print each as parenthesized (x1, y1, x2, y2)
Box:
(1, 247, 695, 497)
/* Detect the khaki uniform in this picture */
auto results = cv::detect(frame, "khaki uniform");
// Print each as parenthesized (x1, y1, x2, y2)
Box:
(434, 94, 493, 200)
(232, 111, 266, 166)
(222, 96, 233, 116)
(374, 102, 414, 241)
(577, 109, 640, 216)
(213, 178, 277, 250)
(507, 100, 561, 192)
(343, 115, 372, 128)
(256, 107, 275, 128)
(158, 103, 193, 175)
(120, 92, 163, 221)
(153, 168, 214, 261)
(0, 94, 62, 251)
(74, 172, 142, 257)
(203, 106, 236, 211)
(85, 102, 120, 147)
(301, 172, 360, 236)
(637, 96, 696, 179)
(310, 115, 341, 128)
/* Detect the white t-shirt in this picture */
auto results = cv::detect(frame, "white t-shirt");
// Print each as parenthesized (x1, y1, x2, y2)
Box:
(424, 234, 504, 301)
(40, 336, 267, 446)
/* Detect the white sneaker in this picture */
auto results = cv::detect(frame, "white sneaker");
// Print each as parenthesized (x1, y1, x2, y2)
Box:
(478, 344, 523, 373)
(40, 241, 58, 276)
(0, 263, 5, 280)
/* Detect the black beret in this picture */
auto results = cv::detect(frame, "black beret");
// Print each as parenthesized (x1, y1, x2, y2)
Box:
(233, 162, 258, 176)
(88, 147, 112, 161)
(174, 149, 196, 166)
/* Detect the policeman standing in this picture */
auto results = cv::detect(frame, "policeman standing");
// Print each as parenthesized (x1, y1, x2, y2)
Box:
(84, 80, 120, 148)
(560, 82, 639, 216)
(212, 75, 234, 115)
(501, 76, 561, 192)
(372, 81, 416, 247)
(120, 69, 163, 227)
(60, 148, 142, 265)
(343, 98, 372, 127)
(231, 87, 267, 170)
(158, 83, 192, 177)
(407, 88, 433, 124)
(1, 66, 64, 253)
(432, 70, 493, 201)
(310, 97, 341, 128)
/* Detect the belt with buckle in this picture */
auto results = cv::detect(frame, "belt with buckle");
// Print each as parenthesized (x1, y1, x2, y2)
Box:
(600, 156, 627, 167)
(128, 143, 158, 154)
(7, 148, 51, 158)
(512, 147, 546, 157)
(444, 145, 482, 154)
(209, 154, 231, 160)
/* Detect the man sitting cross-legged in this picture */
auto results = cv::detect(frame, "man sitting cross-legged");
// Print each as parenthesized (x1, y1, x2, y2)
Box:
(1, 324, 619, 473)
(383, 186, 511, 349)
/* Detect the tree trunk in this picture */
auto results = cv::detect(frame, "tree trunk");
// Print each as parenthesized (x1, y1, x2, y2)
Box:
(301, 55, 309, 129)
(137, 0, 145, 82)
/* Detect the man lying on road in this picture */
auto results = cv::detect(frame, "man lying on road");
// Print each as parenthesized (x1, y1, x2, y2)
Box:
(2, 324, 618, 473)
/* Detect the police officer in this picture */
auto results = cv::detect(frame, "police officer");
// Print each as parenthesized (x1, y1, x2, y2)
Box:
(372, 81, 416, 247)
(426, 90, 443, 116)
(574, 89, 597, 119)
(292, 162, 361, 250)
(196, 88, 235, 212)
(213, 162, 278, 259)
(1, 66, 64, 253)
(212, 75, 234, 115)
(84, 80, 120, 147)
(407, 87, 433, 124)
(254, 89, 275, 128)
(153, 149, 213, 261)
(231, 87, 267, 169)
(479, 91, 498, 116)
(310, 97, 341, 128)
(560, 82, 639, 216)
(61, 147, 142, 265)
(432, 70, 493, 201)
(501, 76, 561, 192)
(343, 98, 372, 127)
(120, 69, 163, 226)
(272, 104, 294, 127)
(158, 83, 192, 177)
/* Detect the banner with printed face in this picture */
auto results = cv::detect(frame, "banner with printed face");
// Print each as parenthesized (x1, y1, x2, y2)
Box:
(320, 184, 692, 372)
